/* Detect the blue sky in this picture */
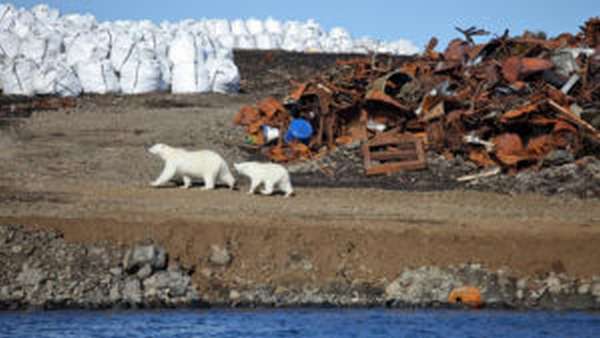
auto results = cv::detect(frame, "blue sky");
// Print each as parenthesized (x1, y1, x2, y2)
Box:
(10, 0, 600, 48)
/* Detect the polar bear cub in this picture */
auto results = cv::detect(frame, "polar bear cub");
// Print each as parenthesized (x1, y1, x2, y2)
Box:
(148, 143, 235, 190)
(234, 162, 294, 197)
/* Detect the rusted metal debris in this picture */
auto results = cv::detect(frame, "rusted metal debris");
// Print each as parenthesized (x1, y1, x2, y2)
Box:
(235, 19, 600, 176)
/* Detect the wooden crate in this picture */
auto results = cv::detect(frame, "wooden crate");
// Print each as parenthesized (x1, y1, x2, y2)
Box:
(362, 133, 427, 176)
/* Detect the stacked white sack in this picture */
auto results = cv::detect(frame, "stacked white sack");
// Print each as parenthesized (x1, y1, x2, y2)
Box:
(169, 31, 213, 93)
(34, 59, 82, 97)
(1, 58, 37, 95)
(75, 59, 120, 94)
(209, 49, 240, 94)
(110, 25, 165, 94)
(120, 50, 163, 94)
(0, 3, 419, 97)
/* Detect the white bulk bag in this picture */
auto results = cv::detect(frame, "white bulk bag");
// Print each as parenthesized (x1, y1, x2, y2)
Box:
(171, 61, 211, 93)
(31, 4, 60, 23)
(255, 33, 275, 50)
(154, 36, 170, 59)
(209, 51, 240, 94)
(354, 37, 380, 54)
(34, 61, 82, 97)
(158, 57, 171, 91)
(120, 56, 162, 94)
(138, 27, 162, 52)
(336, 38, 354, 53)
(235, 35, 256, 49)
(282, 36, 304, 52)
(0, 4, 17, 31)
(284, 21, 303, 38)
(217, 34, 236, 49)
(196, 34, 216, 61)
(12, 9, 36, 38)
(245, 18, 264, 35)
(61, 14, 97, 32)
(304, 38, 322, 52)
(66, 30, 111, 66)
(19, 32, 63, 64)
(301, 19, 323, 40)
(0, 30, 20, 60)
(264, 18, 283, 35)
(212, 19, 231, 37)
(138, 20, 157, 33)
(389, 39, 420, 55)
(168, 31, 197, 64)
(110, 31, 138, 72)
(0, 58, 37, 96)
(329, 27, 351, 40)
(231, 19, 248, 36)
(75, 59, 120, 94)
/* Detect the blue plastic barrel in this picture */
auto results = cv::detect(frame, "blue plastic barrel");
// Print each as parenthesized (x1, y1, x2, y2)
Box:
(284, 118, 313, 143)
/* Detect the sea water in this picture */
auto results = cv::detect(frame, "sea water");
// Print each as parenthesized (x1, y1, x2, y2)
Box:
(1, 309, 599, 338)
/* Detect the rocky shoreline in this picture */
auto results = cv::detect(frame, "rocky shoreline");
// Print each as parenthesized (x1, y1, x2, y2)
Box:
(0, 224, 199, 310)
(1, 224, 599, 311)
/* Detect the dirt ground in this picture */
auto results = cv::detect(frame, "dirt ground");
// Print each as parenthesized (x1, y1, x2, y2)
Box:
(1, 51, 599, 291)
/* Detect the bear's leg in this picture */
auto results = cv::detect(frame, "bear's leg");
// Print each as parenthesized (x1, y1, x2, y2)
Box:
(151, 163, 176, 187)
(279, 179, 294, 197)
(248, 178, 261, 195)
(181, 176, 192, 189)
(260, 181, 274, 195)
(220, 170, 236, 190)
(201, 173, 217, 190)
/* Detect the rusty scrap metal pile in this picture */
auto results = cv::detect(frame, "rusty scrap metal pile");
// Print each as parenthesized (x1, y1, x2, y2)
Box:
(235, 18, 600, 176)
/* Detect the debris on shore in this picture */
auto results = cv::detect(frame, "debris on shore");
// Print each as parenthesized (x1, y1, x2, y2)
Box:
(235, 19, 600, 178)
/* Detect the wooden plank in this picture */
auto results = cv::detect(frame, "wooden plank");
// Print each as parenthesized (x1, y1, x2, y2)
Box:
(366, 160, 427, 176)
(370, 149, 418, 161)
(369, 134, 419, 147)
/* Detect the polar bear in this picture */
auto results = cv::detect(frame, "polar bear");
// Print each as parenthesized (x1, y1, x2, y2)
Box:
(234, 162, 293, 197)
(148, 143, 235, 190)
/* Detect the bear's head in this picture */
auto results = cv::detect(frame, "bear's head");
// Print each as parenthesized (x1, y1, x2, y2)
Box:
(148, 143, 169, 157)
(233, 162, 249, 174)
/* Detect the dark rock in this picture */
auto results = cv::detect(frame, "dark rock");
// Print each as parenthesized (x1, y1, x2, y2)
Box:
(123, 245, 167, 273)
(0, 225, 10, 244)
(136, 264, 153, 280)
(543, 150, 575, 167)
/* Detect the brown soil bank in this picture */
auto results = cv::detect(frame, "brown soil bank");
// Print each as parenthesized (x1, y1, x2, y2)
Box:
(0, 51, 599, 307)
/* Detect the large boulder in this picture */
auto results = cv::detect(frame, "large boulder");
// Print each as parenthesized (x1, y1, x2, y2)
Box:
(385, 266, 461, 305)
(123, 244, 167, 273)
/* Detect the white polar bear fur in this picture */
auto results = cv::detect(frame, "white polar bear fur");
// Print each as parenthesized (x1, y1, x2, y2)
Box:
(148, 143, 235, 190)
(234, 161, 293, 197)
